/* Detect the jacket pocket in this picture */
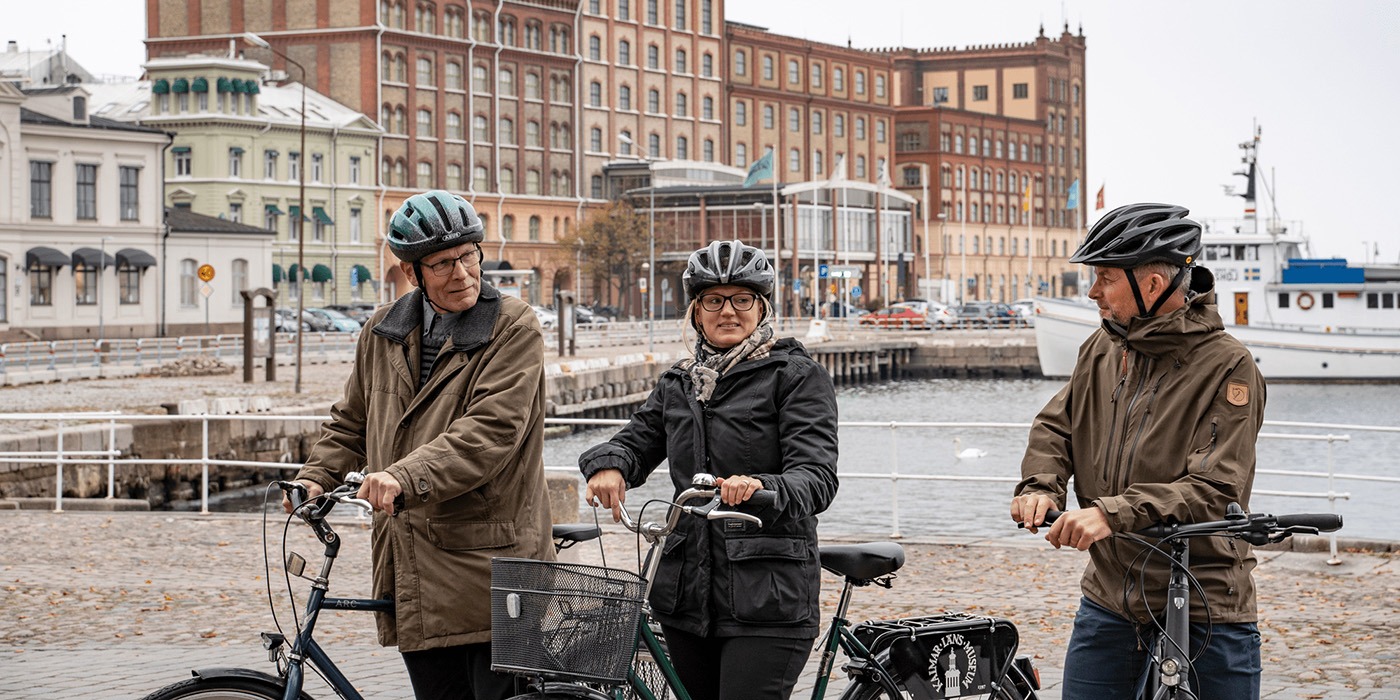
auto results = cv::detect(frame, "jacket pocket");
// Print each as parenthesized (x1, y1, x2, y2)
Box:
(648, 531, 687, 615)
(1190, 417, 1220, 474)
(725, 536, 814, 625)
(425, 519, 516, 551)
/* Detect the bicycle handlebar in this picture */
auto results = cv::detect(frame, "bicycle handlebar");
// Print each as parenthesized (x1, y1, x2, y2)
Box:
(1017, 504, 1342, 544)
(613, 476, 777, 538)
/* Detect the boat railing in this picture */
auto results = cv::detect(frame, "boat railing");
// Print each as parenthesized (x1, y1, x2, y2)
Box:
(2, 412, 1392, 562)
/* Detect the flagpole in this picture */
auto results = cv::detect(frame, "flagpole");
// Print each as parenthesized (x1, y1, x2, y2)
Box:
(960, 166, 967, 304)
(1026, 187, 1033, 299)
(770, 146, 780, 320)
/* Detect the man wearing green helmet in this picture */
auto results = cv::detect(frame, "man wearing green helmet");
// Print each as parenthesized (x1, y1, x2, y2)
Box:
(287, 190, 555, 699)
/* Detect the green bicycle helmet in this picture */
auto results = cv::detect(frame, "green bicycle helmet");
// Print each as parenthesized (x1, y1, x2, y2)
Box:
(387, 190, 485, 263)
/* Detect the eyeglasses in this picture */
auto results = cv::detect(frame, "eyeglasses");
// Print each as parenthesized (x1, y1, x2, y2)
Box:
(423, 245, 483, 277)
(698, 292, 758, 313)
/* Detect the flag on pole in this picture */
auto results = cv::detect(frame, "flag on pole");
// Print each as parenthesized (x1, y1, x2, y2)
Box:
(1066, 179, 1080, 210)
(1095, 183, 1105, 211)
(830, 153, 848, 182)
(1021, 180, 1032, 212)
(743, 148, 773, 188)
(876, 159, 892, 189)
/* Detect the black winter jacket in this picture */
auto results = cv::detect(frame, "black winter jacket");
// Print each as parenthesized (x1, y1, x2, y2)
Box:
(579, 338, 839, 639)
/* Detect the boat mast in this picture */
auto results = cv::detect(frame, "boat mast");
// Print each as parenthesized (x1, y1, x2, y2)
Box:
(1233, 123, 1261, 235)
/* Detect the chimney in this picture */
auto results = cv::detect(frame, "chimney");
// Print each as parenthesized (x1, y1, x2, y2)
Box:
(7, 41, 17, 53)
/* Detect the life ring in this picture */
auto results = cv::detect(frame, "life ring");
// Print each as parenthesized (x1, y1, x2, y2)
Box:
(1297, 292, 1315, 310)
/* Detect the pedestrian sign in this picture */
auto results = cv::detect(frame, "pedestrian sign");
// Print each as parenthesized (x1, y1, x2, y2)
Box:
(850, 285, 862, 299)
(792, 279, 802, 291)
(819, 264, 829, 279)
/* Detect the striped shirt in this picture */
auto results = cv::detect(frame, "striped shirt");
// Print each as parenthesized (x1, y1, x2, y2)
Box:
(419, 298, 463, 388)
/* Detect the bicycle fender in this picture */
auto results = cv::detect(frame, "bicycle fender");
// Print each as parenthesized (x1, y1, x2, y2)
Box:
(186, 668, 313, 700)
(518, 682, 616, 700)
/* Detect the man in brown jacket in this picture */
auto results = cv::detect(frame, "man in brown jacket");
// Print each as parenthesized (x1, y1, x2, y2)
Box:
(1011, 203, 1266, 699)
(286, 190, 555, 700)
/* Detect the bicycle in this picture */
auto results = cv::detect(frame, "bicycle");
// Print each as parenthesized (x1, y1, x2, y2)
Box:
(494, 473, 1043, 700)
(139, 475, 603, 700)
(1029, 504, 1343, 699)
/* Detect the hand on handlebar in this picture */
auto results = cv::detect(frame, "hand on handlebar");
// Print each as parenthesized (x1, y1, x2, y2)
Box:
(358, 472, 403, 515)
(1010, 493, 1058, 534)
(282, 479, 325, 514)
(1044, 507, 1111, 551)
(585, 469, 627, 523)
(715, 475, 764, 506)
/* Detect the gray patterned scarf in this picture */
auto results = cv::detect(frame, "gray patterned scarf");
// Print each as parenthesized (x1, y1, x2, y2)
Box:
(678, 299, 777, 403)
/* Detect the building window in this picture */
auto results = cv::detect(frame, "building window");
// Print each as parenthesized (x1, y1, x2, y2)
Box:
(812, 111, 823, 134)
(646, 0, 658, 24)
(788, 148, 799, 172)
(289, 152, 301, 181)
(311, 153, 324, 181)
(735, 50, 746, 76)
(74, 264, 97, 305)
(647, 44, 659, 69)
(876, 120, 886, 143)
(763, 105, 774, 129)
(526, 169, 540, 194)
(674, 0, 686, 29)
(854, 71, 865, 94)
(180, 259, 198, 307)
(648, 133, 661, 158)
(119, 166, 140, 221)
(703, 138, 714, 162)
(675, 92, 687, 117)
(76, 164, 98, 220)
(499, 117, 515, 144)
(230, 258, 248, 305)
(1013, 83, 1028, 99)
(117, 263, 139, 304)
(619, 39, 631, 65)
(417, 57, 433, 84)
(444, 112, 462, 139)
(29, 263, 53, 306)
(855, 155, 866, 179)
(501, 167, 515, 193)
(973, 85, 988, 101)
(762, 55, 774, 80)
(30, 161, 53, 218)
(811, 63, 822, 88)
(229, 202, 243, 223)
(619, 85, 632, 110)
(833, 67, 844, 91)
(619, 129, 632, 154)
(676, 135, 688, 159)
(591, 175, 604, 198)
(527, 120, 542, 147)
(498, 68, 514, 96)
(787, 59, 800, 85)
(502, 214, 515, 239)
(932, 86, 948, 105)
(788, 107, 800, 131)
(855, 117, 866, 140)
(735, 101, 747, 125)
(475, 165, 489, 191)
(590, 127, 603, 151)
(676, 48, 687, 73)
(702, 52, 713, 76)
(735, 143, 747, 167)
(618, 0, 630, 19)
(702, 95, 713, 120)
(445, 61, 463, 89)
(648, 89, 660, 113)
(834, 113, 844, 137)
(813, 150, 823, 175)
(589, 81, 603, 106)
(228, 149, 243, 178)
(701, 0, 712, 32)
(349, 156, 361, 184)
(525, 72, 541, 99)
(875, 74, 886, 98)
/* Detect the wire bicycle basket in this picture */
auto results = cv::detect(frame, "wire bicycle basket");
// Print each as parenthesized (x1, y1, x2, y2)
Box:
(491, 558, 647, 684)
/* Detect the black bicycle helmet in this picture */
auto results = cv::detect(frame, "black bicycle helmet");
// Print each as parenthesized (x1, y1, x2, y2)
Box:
(682, 239, 774, 301)
(1073, 203, 1203, 318)
(387, 190, 485, 263)
(1070, 203, 1202, 268)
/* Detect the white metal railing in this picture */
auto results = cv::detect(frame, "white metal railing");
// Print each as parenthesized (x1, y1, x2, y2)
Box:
(0, 333, 361, 375)
(2, 412, 1394, 560)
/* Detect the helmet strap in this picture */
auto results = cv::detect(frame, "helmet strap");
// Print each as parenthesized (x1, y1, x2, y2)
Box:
(1128, 265, 1191, 318)
(412, 261, 439, 312)
(1125, 269, 1150, 318)
(1147, 266, 1190, 316)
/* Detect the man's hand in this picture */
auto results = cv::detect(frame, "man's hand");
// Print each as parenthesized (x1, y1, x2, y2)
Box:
(585, 469, 627, 522)
(1045, 507, 1112, 551)
(358, 472, 403, 515)
(1010, 492, 1058, 534)
(281, 480, 325, 514)
(715, 475, 763, 507)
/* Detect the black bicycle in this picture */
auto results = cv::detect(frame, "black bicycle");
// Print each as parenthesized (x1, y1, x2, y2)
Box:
(1029, 504, 1343, 699)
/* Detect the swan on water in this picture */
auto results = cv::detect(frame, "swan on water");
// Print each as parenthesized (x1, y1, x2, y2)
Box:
(954, 437, 988, 459)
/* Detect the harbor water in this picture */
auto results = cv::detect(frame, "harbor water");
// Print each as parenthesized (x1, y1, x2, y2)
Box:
(546, 378, 1398, 542)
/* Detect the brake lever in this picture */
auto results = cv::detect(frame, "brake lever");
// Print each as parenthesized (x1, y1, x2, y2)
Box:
(684, 495, 763, 527)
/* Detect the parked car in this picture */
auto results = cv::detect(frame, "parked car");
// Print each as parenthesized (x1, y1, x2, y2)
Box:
(858, 306, 931, 330)
(531, 305, 557, 330)
(325, 303, 377, 326)
(274, 308, 311, 332)
(827, 301, 870, 319)
(893, 299, 958, 327)
(1009, 299, 1037, 326)
(306, 307, 362, 332)
(956, 302, 1019, 327)
(573, 306, 610, 326)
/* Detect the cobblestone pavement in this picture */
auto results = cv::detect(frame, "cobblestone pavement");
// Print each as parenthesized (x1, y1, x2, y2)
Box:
(1, 511, 1395, 699)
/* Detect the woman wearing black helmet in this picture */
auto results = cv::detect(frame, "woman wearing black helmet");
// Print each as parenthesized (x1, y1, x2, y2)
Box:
(580, 240, 839, 700)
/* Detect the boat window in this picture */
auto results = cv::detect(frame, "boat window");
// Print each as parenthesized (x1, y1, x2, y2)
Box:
(1204, 246, 1218, 261)
(1322, 293, 1334, 308)
(1367, 293, 1379, 309)
(1245, 245, 1259, 261)
(1277, 292, 1289, 308)
(1385, 293, 1395, 309)
(1233, 245, 1246, 260)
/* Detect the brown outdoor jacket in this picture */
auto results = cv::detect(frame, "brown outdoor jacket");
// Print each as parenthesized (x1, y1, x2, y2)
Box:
(1017, 283, 1267, 624)
(297, 285, 555, 651)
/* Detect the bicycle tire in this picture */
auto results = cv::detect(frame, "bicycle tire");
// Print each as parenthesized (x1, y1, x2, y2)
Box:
(838, 675, 1037, 700)
(137, 676, 292, 700)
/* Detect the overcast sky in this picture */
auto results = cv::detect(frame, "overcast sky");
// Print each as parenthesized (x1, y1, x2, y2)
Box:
(7, 0, 1399, 262)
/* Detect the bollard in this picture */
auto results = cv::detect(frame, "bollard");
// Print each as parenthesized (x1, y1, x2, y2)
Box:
(106, 418, 117, 499)
(1325, 434, 1342, 566)
(47, 341, 57, 370)
(54, 420, 65, 513)
(0, 343, 6, 376)
(200, 416, 211, 515)
(134, 338, 144, 367)
(888, 421, 902, 539)
(92, 339, 103, 368)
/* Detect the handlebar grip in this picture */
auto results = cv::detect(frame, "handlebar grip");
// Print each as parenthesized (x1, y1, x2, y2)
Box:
(744, 489, 777, 509)
(1277, 513, 1343, 533)
(281, 481, 308, 510)
(1017, 508, 1061, 529)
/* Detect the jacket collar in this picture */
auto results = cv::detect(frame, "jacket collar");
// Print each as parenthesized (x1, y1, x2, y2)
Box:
(373, 283, 503, 353)
(1106, 268, 1223, 361)
(665, 337, 809, 378)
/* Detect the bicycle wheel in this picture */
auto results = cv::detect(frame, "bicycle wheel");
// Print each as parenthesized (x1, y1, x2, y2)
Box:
(838, 675, 1037, 700)
(138, 676, 290, 700)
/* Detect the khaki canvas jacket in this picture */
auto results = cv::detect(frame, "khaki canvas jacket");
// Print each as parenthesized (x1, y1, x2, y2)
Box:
(1017, 285, 1266, 624)
(297, 285, 555, 651)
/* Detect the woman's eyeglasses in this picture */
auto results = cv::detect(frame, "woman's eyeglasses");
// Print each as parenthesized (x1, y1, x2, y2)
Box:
(698, 292, 758, 313)
(423, 245, 484, 277)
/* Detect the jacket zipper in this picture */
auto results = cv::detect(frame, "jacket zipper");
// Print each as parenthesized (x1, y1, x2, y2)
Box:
(1198, 419, 1220, 472)
(1110, 354, 1153, 493)
(1121, 365, 1172, 494)
(1100, 349, 1131, 489)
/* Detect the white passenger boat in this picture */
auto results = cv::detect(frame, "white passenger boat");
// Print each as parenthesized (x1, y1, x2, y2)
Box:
(1036, 130, 1400, 380)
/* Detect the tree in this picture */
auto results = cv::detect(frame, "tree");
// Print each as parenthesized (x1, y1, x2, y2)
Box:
(557, 200, 651, 316)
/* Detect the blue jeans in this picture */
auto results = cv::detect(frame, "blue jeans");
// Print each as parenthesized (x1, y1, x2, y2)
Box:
(1061, 597, 1260, 700)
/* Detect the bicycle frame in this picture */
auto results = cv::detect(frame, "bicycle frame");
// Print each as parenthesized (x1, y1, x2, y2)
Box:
(1145, 538, 1193, 699)
(806, 578, 902, 699)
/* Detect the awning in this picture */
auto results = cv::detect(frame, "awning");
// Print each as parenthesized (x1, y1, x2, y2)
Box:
(171, 146, 191, 154)
(265, 203, 285, 215)
(216, 77, 233, 93)
(191, 76, 209, 93)
(272, 263, 284, 284)
(115, 248, 157, 269)
(230, 146, 245, 155)
(351, 264, 373, 283)
(288, 205, 310, 221)
(26, 246, 69, 269)
(232, 79, 247, 93)
(311, 207, 334, 225)
(70, 247, 115, 269)
(311, 264, 334, 283)
(172, 78, 190, 93)
(286, 263, 301, 283)
(264, 149, 279, 157)
(246, 81, 261, 94)
(152, 79, 170, 94)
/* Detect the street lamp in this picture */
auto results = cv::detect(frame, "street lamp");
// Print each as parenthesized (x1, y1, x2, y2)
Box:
(619, 132, 654, 352)
(97, 235, 112, 344)
(244, 32, 308, 394)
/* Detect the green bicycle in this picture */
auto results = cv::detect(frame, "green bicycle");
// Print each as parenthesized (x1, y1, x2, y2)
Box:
(492, 474, 1042, 700)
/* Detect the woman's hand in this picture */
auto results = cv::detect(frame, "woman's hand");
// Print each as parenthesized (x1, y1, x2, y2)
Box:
(585, 469, 628, 522)
(715, 475, 764, 506)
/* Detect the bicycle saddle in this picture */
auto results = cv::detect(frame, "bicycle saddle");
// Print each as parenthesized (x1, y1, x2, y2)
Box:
(819, 542, 906, 581)
(552, 523, 602, 543)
